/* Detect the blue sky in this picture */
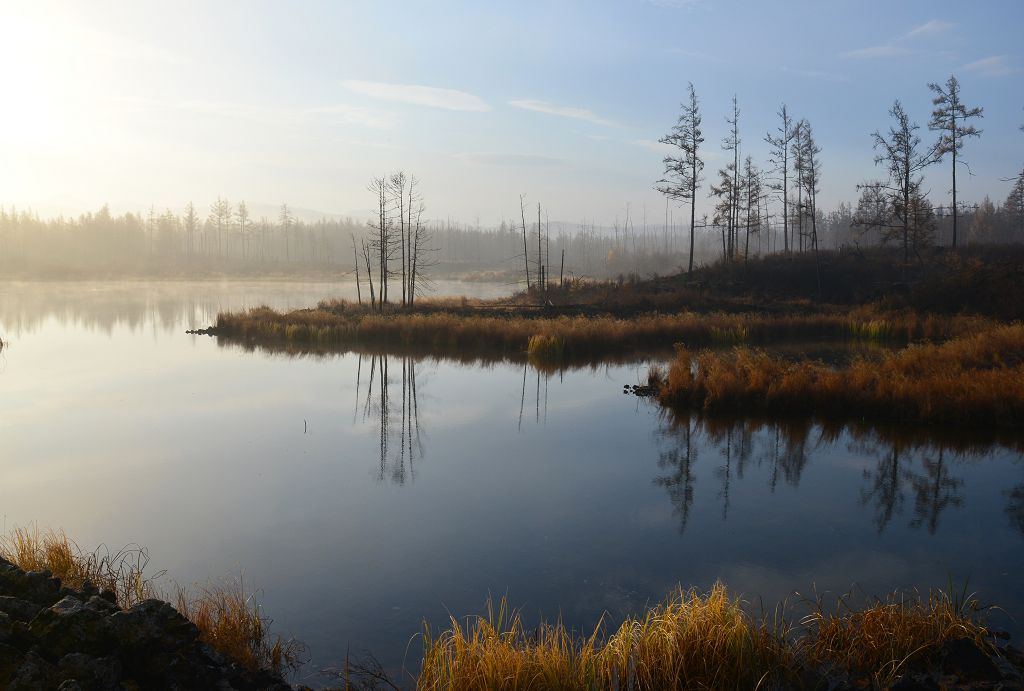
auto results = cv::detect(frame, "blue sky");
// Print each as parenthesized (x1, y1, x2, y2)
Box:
(1, 0, 1021, 224)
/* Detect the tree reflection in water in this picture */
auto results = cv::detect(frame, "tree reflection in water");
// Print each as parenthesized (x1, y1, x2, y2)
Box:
(354, 353, 425, 485)
(654, 409, 1023, 537)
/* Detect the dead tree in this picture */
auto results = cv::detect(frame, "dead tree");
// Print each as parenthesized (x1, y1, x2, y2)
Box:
(765, 104, 796, 253)
(656, 82, 705, 274)
(928, 74, 983, 249)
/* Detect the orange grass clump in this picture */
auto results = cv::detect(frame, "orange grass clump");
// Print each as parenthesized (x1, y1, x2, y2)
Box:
(653, 323, 1024, 428)
(175, 578, 305, 676)
(800, 588, 993, 686)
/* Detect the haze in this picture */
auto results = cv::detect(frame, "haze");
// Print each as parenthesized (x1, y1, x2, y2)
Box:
(1, 0, 1021, 224)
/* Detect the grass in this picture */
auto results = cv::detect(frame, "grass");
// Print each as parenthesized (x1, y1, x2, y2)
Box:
(214, 300, 986, 365)
(0, 525, 159, 608)
(0, 526, 303, 677)
(650, 323, 1024, 428)
(418, 583, 994, 691)
(801, 587, 993, 686)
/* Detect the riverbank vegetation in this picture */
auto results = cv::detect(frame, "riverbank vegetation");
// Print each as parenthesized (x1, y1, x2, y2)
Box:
(0, 526, 303, 677)
(2, 527, 1018, 689)
(419, 584, 1001, 691)
(649, 323, 1024, 428)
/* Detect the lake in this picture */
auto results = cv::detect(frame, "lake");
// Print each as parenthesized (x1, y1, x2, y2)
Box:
(1, 280, 1022, 687)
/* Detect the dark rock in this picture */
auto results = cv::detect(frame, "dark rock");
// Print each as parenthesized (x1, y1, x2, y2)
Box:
(0, 562, 63, 607)
(0, 595, 44, 622)
(58, 652, 122, 689)
(98, 589, 117, 606)
(29, 596, 113, 659)
(940, 637, 1001, 681)
(892, 672, 939, 690)
(0, 558, 294, 690)
(7, 649, 57, 690)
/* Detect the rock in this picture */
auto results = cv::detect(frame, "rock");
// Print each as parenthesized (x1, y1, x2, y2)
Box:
(0, 596, 44, 622)
(940, 637, 1001, 682)
(57, 652, 122, 689)
(29, 596, 114, 659)
(6, 649, 57, 690)
(0, 558, 294, 690)
(892, 672, 939, 690)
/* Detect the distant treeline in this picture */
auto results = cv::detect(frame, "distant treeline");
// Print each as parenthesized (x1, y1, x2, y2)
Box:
(0, 190, 1021, 281)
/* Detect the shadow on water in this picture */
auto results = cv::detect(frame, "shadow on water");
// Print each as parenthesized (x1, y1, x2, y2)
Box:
(654, 409, 1024, 538)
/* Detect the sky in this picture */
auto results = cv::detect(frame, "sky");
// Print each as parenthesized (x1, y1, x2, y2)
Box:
(0, 0, 1022, 225)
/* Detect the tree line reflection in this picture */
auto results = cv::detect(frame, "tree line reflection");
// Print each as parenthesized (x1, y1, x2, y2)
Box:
(655, 410, 1024, 537)
(344, 356, 1023, 539)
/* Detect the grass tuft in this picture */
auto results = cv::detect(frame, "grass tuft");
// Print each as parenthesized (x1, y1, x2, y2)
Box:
(0, 526, 303, 677)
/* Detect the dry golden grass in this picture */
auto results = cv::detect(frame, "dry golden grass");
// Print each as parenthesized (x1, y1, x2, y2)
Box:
(0, 525, 158, 607)
(215, 301, 988, 364)
(800, 588, 993, 686)
(653, 323, 1024, 428)
(175, 578, 305, 676)
(0, 527, 303, 677)
(418, 583, 992, 691)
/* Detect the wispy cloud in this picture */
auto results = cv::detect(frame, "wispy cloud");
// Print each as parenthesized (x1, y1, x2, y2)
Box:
(509, 99, 616, 127)
(840, 18, 954, 60)
(839, 45, 911, 60)
(303, 104, 396, 129)
(341, 80, 490, 112)
(779, 66, 849, 83)
(631, 139, 672, 154)
(454, 152, 567, 167)
(642, 0, 703, 8)
(901, 19, 955, 41)
(962, 55, 1017, 77)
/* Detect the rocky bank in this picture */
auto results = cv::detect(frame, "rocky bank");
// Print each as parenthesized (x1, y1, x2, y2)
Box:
(0, 555, 292, 690)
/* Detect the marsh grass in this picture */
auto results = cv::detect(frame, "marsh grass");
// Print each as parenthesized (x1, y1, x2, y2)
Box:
(215, 301, 985, 364)
(653, 323, 1024, 428)
(418, 583, 992, 691)
(800, 586, 993, 686)
(0, 527, 303, 677)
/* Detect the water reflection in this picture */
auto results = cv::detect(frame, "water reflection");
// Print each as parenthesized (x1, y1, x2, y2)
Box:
(655, 411, 1024, 537)
(354, 354, 426, 485)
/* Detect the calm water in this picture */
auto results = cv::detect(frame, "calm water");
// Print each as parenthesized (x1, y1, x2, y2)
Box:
(1, 281, 1022, 687)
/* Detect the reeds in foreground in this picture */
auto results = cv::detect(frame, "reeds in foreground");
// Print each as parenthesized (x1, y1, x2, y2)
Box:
(418, 583, 993, 691)
(652, 323, 1024, 428)
(0, 527, 303, 676)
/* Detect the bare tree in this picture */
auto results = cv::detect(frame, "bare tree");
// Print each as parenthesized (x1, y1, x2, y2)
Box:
(765, 104, 796, 253)
(722, 96, 741, 260)
(209, 197, 232, 258)
(183, 202, 199, 258)
(854, 101, 938, 265)
(367, 177, 395, 308)
(710, 161, 737, 261)
(928, 74, 983, 249)
(799, 121, 823, 294)
(656, 82, 705, 274)
(278, 203, 293, 263)
(236, 201, 250, 260)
